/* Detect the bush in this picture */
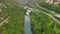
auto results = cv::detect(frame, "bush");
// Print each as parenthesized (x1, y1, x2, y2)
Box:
(30, 10, 60, 34)
(0, 0, 25, 34)
(37, 0, 60, 14)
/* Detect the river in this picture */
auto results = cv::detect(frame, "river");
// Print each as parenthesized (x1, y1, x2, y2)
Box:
(24, 7, 33, 34)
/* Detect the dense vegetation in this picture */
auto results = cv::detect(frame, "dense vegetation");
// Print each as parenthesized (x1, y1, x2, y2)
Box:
(30, 1, 60, 34)
(37, 0, 60, 14)
(31, 3, 53, 15)
(0, 0, 25, 34)
(30, 10, 60, 34)
(0, 0, 60, 34)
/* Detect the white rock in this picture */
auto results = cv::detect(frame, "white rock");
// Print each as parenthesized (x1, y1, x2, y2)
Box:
(54, 2, 59, 5)
(25, 6, 33, 16)
(54, 14, 60, 18)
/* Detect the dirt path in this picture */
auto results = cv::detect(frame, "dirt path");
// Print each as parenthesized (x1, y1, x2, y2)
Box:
(34, 9, 60, 23)
(0, 16, 10, 26)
